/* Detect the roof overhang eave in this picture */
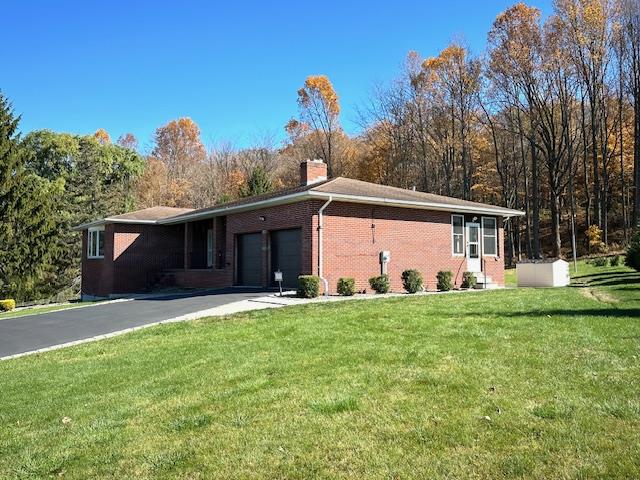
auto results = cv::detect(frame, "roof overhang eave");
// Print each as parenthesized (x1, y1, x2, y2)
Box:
(158, 190, 525, 224)
(158, 191, 314, 224)
(307, 191, 525, 217)
(71, 218, 159, 231)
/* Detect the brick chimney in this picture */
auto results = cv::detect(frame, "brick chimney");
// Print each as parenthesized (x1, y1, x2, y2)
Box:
(300, 159, 328, 185)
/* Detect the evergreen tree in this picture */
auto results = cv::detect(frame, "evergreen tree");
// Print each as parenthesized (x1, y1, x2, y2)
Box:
(240, 165, 274, 198)
(0, 93, 62, 302)
(626, 226, 640, 272)
(22, 130, 144, 300)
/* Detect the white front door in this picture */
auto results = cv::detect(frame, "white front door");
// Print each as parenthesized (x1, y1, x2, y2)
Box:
(466, 222, 481, 272)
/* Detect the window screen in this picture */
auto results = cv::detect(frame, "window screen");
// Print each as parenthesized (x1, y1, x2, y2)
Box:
(482, 217, 497, 256)
(452, 215, 464, 255)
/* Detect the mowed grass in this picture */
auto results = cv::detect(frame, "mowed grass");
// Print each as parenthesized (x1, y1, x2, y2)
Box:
(0, 301, 100, 320)
(1, 263, 639, 479)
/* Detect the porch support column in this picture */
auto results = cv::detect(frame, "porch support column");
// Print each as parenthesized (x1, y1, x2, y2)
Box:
(183, 222, 189, 270)
(261, 229, 269, 288)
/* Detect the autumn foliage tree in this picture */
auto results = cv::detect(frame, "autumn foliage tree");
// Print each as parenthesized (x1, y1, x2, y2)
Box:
(137, 117, 207, 208)
(290, 75, 341, 176)
(94, 128, 111, 145)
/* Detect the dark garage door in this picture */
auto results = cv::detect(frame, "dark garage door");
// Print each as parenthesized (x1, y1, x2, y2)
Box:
(237, 232, 262, 286)
(271, 229, 301, 288)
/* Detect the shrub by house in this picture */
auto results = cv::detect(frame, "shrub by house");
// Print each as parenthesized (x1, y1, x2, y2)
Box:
(401, 270, 423, 294)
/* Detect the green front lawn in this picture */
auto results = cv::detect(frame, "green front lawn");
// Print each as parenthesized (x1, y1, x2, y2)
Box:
(0, 301, 101, 320)
(1, 263, 639, 479)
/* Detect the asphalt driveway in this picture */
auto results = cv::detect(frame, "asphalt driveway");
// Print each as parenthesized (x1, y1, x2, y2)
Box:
(0, 288, 269, 358)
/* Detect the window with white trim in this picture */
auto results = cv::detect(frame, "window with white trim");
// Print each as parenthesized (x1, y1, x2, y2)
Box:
(452, 214, 464, 255)
(482, 217, 497, 256)
(87, 227, 105, 259)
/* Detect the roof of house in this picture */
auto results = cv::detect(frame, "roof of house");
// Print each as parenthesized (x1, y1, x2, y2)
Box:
(75, 177, 524, 230)
(159, 177, 523, 224)
(72, 206, 193, 230)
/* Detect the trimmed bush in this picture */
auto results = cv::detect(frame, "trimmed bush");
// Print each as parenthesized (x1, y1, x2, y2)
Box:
(337, 277, 356, 296)
(590, 257, 608, 267)
(626, 227, 640, 272)
(461, 272, 477, 289)
(0, 299, 16, 312)
(436, 271, 453, 292)
(297, 275, 320, 298)
(369, 274, 390, 294)
(610, 255, 621, 267)
(401, 269, 423, 294)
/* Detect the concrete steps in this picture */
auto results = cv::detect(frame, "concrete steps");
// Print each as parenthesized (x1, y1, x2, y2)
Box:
(474, 273, 499, 290)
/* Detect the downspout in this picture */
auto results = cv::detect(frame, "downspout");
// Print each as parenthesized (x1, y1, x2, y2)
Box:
(318, 196, 333, 297)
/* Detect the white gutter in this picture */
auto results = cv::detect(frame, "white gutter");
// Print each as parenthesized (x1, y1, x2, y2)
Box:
(160, 191, 522, 225)
(317, 196, 333, 297)
(307, 191, 524, 218)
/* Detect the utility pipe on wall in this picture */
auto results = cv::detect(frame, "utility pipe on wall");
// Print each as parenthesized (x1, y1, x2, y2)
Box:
(317, 196, 333, 296)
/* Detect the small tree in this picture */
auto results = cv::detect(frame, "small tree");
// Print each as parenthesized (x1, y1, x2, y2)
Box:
(239, 165, 273, 198)
(436, 271, 453, 291)
(401, 269, 423, 293)
(337, 277, 356, 296)
(586, 225, 603, 254)
(625, 227, 640, 272)
(369, 275, 390, 294)
(297, 275, 320, 298)
(461, 272, 477, 289)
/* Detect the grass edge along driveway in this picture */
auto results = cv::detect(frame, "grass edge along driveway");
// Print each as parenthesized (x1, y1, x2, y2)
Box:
(0, 261, 638, 479)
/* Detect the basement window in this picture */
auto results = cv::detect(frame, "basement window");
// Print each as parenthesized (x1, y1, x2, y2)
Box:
(452, 214, 464, 255)
(88, 227, 105, 259)
(482, 217, 497, 256)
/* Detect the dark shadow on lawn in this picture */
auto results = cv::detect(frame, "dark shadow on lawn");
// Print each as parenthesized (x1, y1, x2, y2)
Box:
(587, 276, 640, 287)
(572, 270, 632, 280)
(571, 272, 640, 287)
(503, 307, 640, 319)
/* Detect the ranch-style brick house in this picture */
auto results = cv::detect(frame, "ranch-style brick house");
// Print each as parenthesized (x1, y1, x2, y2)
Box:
(74, 160, 523, 299)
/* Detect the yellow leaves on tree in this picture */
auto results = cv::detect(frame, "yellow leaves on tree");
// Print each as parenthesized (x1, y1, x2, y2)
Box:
(488, 3, 542, 80)
(297, 75, 340, 116)
(135, 118, 207, 208)
(293, 75, 341, 176)
(94, 128, 111, 145)
(152, 117, 206, 178)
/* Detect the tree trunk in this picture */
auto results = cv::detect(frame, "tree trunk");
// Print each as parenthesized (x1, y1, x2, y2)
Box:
(620, 38, 629, 242)
(531, 133, 541, 259)
(635, 76, 640, 227)
(591, 96, 602, 229)
(581, 96, 592, 229)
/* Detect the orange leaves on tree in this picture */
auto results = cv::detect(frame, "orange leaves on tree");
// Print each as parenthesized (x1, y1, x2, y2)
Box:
(297, 75, 340, 116)
(94, 128, 111, 145)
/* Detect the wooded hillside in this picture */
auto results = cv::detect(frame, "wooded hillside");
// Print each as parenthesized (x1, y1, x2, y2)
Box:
(1, 0, 639, 302)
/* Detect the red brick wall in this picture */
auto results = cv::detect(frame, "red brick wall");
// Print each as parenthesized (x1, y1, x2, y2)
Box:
(311, 201, 505, 293)
(225, 201, 315, 286)
(111, 224, 184, 293)
(172, 201, 316, 289)
(81, 223, 183, 296)
(81, 225, 114, 297)
(81, 200, 505, 295)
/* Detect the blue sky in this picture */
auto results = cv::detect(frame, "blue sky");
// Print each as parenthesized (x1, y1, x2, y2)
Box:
(4, 0, 552, 152)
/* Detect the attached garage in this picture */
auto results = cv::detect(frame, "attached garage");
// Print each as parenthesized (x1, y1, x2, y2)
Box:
(236, 232, 262, 286)
(270, 228, 302, 288)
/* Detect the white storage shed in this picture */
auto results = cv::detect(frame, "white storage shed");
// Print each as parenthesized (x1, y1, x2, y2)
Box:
(516, 259, 570, 287)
